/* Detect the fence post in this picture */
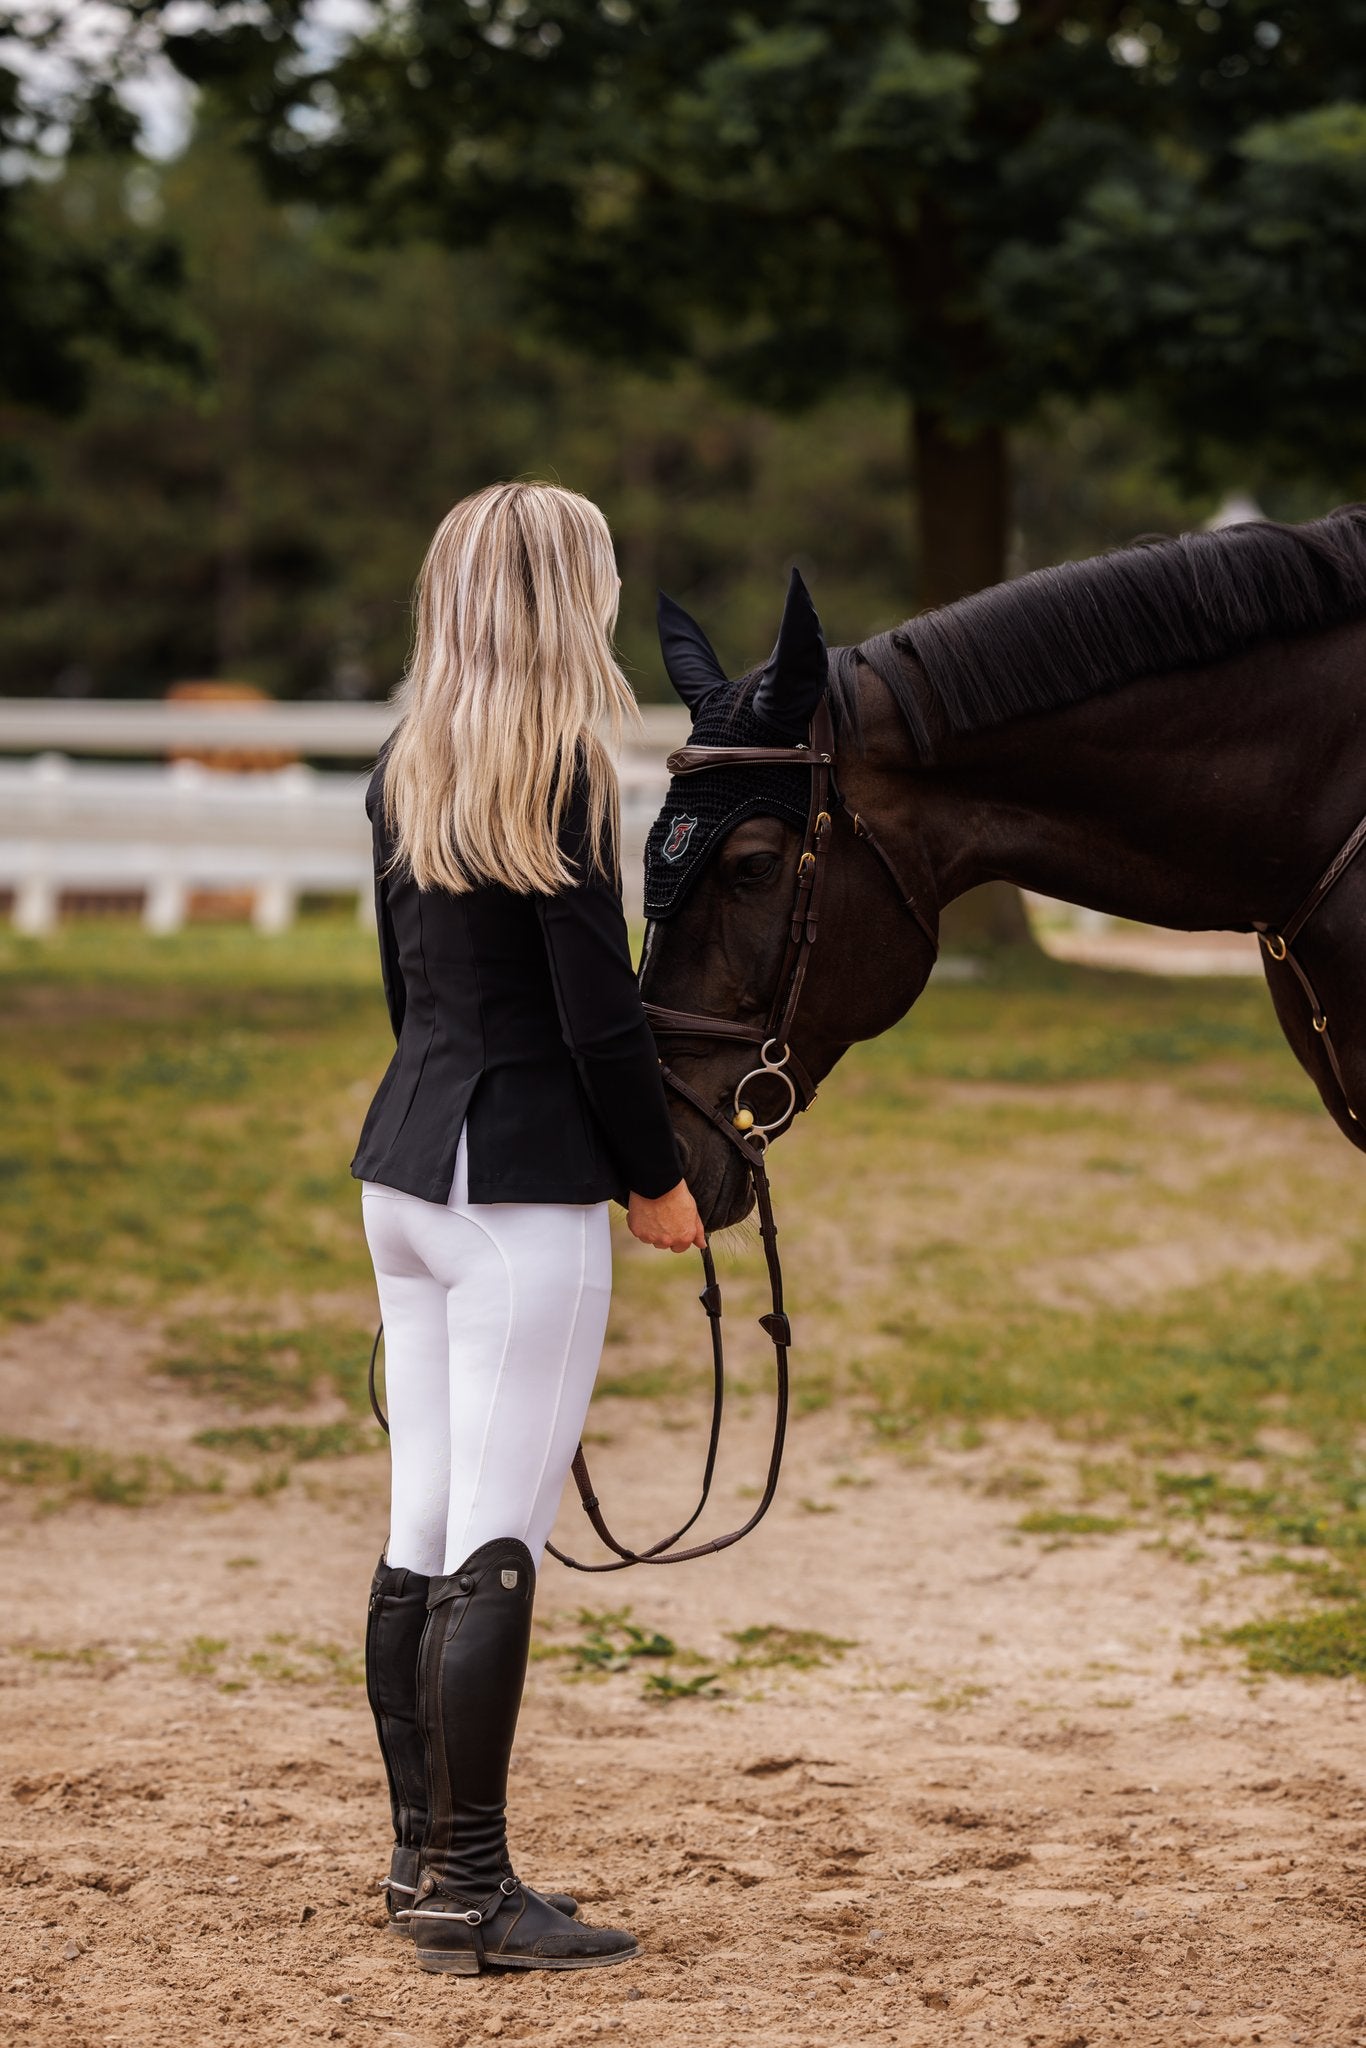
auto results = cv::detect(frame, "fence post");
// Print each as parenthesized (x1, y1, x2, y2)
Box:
(14, 870, 57, 937)
(253, 880, 298, 934)
(144, 875, 188, 934)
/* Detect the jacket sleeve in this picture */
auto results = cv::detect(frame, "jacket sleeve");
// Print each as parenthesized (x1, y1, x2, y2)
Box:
(367, 758, 406, 1045)
(374, 874, 406, 1044)
(534, 771, 684, 1201)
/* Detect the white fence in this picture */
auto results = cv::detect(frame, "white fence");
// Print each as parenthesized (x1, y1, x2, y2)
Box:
(0, 701, 690, 932)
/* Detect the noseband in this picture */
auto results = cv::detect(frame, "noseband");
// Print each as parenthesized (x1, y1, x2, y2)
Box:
(543, 694, 939, 1569)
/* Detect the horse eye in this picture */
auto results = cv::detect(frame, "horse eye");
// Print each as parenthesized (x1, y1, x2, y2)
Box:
(734, 852, 779, 885)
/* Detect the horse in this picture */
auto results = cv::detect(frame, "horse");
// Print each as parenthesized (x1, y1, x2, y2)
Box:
(638, 508, 1366, 1232)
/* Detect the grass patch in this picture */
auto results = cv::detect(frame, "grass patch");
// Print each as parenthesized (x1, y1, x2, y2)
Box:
(160, 1320, 376, 1415)
(643, 1669, 724, 1702)
(178, 1634, 228, 1679)
(175, 1629, 363, 1690)
(244, 1634, 364, 1689)
(925, 1681, 991, 1712)
(532, 1607, 721, 1699)
(0, 1434, 215, 1509)
(0, 923, 383, 1323)
(191, 1421, 374, 1461)
(1222, 1605, 1366, 1679)
(1017, 1511, 1128, 1537)
(542, 1608, 679, 1676)
(726, 1625, 856, 1670)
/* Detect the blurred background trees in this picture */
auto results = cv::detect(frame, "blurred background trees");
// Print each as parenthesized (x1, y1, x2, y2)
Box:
(2, 2, 1364, 701)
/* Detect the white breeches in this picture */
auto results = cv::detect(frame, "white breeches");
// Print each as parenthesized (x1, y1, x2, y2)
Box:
(361, 1130, 612, 1578)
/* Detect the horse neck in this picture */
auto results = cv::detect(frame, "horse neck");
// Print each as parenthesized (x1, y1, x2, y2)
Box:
(868, 617, 1366, 932)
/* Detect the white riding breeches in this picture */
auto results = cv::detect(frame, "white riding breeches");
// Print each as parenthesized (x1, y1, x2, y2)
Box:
(361, 1130, 612, 1578)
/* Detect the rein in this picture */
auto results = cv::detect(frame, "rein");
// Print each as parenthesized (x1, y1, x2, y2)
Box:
(368, 693, 938, 1569)
(548, 697, 937, 1568)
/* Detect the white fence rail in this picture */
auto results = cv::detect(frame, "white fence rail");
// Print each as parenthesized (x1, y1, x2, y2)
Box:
(0, 702, 690, 932)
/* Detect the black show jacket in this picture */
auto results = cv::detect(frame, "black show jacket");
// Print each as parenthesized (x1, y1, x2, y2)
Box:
(350, 754, 683, 1207)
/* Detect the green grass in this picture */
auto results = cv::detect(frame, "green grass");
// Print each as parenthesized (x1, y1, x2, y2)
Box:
(0, 1434, 216, 1508)
(175, 1629, 364, 1690)
(162, 1320, 376, 1414)
(0, 921, 382, 1323)
(6, 922, 1366, 1671)
(1017, 1510, 1129, 1538)
(1222, 1604, 1366, 1678)
(726, 1625, 856, 1669)
(190, 1421, 374, 1460)
(531, 1606, 727, 1699)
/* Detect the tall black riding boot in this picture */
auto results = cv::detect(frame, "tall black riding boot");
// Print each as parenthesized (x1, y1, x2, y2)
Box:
(365, 1552, 578, 1932)
(405, 1537, 637, 1975)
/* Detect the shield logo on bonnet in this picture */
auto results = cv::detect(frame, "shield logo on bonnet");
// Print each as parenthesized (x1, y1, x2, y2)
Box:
(660, 814, 698, 864)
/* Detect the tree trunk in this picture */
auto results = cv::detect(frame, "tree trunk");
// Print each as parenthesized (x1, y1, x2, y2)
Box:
(912, 408, 1009, 611)
(911, 408, 1038, 955)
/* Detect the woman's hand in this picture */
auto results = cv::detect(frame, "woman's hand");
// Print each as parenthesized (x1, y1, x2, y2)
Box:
(627, 1179, 707, 1253)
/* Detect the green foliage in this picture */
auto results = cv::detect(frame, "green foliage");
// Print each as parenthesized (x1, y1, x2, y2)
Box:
(1223, 1604, 1366, 1679)
(642, 1668, 725, 1702)
(726, 1625, 856, 1669)
(992, 98, 1366, 484)
(190, 1421, 374, 1460)
(556, 1609, 678, 1675)
(532, 1605, 723, 1697)
(0, 17, 199, 417)
(0, 1434, 212, 1509)
(146, 0, 1366, 497)
(1017, 1510, 1128, 1537)
(0, 920, 383, 1323)
(160, 1323, 374, 1416)
(178, 1634, 229, 1678)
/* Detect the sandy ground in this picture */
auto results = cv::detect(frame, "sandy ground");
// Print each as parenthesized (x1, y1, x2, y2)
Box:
(3, 1311, 1366, 2048)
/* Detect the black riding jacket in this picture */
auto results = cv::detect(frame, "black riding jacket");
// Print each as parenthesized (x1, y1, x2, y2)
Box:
(349, 753, 683, 1207)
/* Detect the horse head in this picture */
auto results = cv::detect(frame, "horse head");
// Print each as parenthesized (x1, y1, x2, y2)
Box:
(640, 571, 940, 1229)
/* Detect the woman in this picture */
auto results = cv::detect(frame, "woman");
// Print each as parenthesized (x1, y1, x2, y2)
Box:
(352, 482, 705, 1977)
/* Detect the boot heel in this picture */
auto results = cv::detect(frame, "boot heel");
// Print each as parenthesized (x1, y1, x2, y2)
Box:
(414, 1942, 481, 1976)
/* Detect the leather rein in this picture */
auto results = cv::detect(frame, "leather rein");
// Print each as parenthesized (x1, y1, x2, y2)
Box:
(545, 697, 938, 1569)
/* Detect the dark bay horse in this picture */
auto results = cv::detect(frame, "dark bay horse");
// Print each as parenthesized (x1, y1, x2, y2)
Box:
(639, 509, 1366, 1230)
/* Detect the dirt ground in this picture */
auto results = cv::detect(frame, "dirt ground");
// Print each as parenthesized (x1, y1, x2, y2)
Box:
(3, 1309, 1366, 2048)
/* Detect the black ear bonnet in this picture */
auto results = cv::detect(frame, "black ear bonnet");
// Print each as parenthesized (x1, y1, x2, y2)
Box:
(643, 570, 828, 919)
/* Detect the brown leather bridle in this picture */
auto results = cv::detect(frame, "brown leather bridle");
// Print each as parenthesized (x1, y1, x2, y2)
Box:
(1254, 810, 1366, 1123)
(544, 695, 939, 1570)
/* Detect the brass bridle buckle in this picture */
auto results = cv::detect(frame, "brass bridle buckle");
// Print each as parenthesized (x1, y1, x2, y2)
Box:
(732, 1038, 797, 1145)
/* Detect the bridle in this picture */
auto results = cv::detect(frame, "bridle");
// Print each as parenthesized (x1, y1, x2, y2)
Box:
(543, 694, 939, 1569)
(370, 693, 938, 1568)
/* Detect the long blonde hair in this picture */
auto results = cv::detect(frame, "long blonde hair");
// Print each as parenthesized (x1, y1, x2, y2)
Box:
(383, 482, 638, 894)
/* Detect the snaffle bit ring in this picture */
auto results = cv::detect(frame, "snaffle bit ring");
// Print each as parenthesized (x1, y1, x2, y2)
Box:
(732, 1039, 797, 1141)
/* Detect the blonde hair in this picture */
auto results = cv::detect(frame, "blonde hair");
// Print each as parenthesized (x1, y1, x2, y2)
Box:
(383, 482, 638, 895)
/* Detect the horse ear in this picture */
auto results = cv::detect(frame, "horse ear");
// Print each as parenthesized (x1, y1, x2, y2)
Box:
(657, 591, 727, 714)
(750, 567, 827, 739)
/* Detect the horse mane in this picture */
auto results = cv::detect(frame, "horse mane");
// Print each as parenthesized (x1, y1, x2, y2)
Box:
(830, 506, 1366, 757)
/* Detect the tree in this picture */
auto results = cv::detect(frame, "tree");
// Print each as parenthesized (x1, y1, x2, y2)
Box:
(0, 8, 195, 427)
(151, 0, 1366, 611)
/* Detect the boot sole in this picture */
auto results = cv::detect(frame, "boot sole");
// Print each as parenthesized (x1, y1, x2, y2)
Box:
(415, 1942, 638, 1975)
